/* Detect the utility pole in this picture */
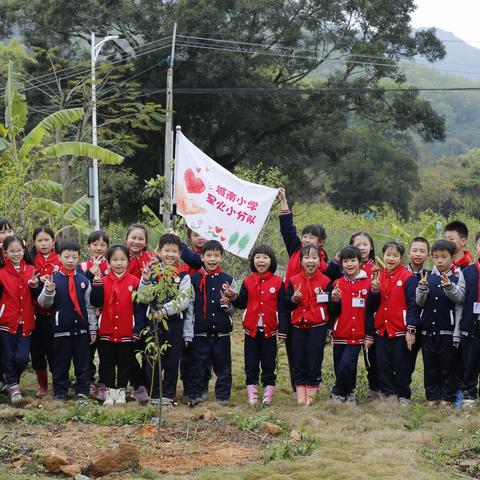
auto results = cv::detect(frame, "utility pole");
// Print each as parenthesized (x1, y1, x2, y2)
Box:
(161, 22, 177, 229)
(90, 32, 118, 230)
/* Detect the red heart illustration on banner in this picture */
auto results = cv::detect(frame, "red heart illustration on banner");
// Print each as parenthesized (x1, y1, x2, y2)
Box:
(205, 168, 210, 172)
(220, 236, 226, 242)
(215, 226, 223, 234)
(196, 167, 201, 173)
(184, 168, 206, 194)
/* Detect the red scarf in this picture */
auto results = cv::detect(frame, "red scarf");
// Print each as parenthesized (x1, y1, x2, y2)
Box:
(454, 250, 473, 270)
(107, 270, 125, 321)
(34, 251, 60, 276)
(60, 266, 84, 319)
(128, 250, 152, 279)
(199, 266, 223, 315)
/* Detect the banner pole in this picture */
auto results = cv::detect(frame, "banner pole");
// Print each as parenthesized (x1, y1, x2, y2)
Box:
(172, 125, 182, 229)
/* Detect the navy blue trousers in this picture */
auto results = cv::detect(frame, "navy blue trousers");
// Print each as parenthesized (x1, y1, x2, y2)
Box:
(147, 319, 184, 400)
(422, 334, 456, 402)
(375, 333, 412, 399)
(30, 314, 54, 372)
(291, 324, 327, 387)
(244, 332, 277, 386)
(98, 341, 131, 389)
(285, 315, 296, 391)
(462, 325, 480, 399)
(189, 335, 232, 401)
(332, 344, 362, 397)
(88, 338, 99, 383)
(180, 348, 212, 397)
(131, 335, 147, 389)
(0, 326, 30, 387)
(52, 334, 90, 397)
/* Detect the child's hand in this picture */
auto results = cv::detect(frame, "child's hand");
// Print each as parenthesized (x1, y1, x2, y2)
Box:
(371, 270, 380, 291)
(141, 262, 151, 282)
(220, 292, 229, 305)
(154, 310, 165, 321)
(90, 264, 100, 279)
(419, 271, 429, 287)
(453, 340, 460, 349)
(222, 282, 236, 300)
(292, 284, 302, 303)
(331, 285, 341, 301)
(168, 228, 178, 236)
(277, 187, 288, 210)
(278, 336, 286, 345)
(44, 275, 55, 293)
(334, 252, 340, 263)
(28, 271, 40, 288)
(440, 272, 451, 288)
(90, 333, 97, 344)
(325, 332, 332, 344)
(406, 332, 415, 351)
(185, 340, 191, 348)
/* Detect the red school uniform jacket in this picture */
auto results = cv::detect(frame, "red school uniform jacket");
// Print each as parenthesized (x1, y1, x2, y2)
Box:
(233, 272, 287, 339)
(371, 265, 418, 338)
(287, 270, 331, 328)
(361, 259, 376, 278)
(128, 251, 152, 279)
(0, 260, 37, 336)
(330, 271, 372, 344)
(285, 249, 328, 287)
(93, 271, 140, 342)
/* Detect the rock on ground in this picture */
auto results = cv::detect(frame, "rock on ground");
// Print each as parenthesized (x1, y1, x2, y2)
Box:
(35, 447, 70, 473)
(88, 442, 140, 476)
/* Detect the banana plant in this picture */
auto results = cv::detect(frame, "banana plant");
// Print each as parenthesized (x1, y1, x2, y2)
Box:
(0, 61, 124, 233)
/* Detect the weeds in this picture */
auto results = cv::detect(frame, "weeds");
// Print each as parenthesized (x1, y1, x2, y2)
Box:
(263, 430, 317, 462)
(404, 404, 428, 430)
(229, 410, 287, 433)
(23, 402, 158, 426)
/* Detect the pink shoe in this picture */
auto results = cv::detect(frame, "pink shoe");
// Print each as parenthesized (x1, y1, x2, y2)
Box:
(246, 384, 258, 405)
(35, 370, 48, 398)
(130, 386, 149, 403)
(262, 385, 275, 405)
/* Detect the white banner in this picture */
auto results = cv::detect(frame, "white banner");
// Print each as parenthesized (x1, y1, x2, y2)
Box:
(174, 131, 278, 259)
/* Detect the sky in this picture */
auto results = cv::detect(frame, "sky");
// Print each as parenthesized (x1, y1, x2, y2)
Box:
(412, 0, 480, 48)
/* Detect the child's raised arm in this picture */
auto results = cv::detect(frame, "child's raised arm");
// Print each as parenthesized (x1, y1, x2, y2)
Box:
(278, 188, 302, 257)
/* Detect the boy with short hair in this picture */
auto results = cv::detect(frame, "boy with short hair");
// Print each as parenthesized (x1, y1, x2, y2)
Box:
(407, 237, 430, 276)
(184, 240, 236, 406)
(445, 221, 473, 272)
(139, 234, 192, 406)
(38, 240, 97, 401)
(458, 232, 480, 407)
(415, 240, 464, 405)
(407, 237, 431, 374)
(445, 220, 472, 406)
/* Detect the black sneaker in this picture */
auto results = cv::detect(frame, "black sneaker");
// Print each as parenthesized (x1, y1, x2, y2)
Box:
(53, 395, 67, 402)
(189, 397, 203, 408)
(76, 394, 89, 404)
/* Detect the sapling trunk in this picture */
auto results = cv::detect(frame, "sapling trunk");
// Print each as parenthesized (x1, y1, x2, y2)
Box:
(153, 316, 163, 442)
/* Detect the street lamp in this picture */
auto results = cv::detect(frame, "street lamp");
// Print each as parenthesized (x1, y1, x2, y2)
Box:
(90, 32, 119, 230)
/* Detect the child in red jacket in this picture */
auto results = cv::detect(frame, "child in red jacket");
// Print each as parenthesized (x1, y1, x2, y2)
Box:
(0, 235, 40, 404)
(286, 245, 332, 405)
(30, 226, 61, 398)
(224, 245, 287, 406)
(330, 246, 374, 404)
(90, 244, 146, 406)
(369, 241, 420, 405)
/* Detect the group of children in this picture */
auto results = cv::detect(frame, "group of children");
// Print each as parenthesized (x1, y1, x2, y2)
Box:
(1, 187, 480, 409)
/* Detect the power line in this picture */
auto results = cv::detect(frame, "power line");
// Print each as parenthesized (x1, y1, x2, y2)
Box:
(176, 39, 480, 77)
(0, 39, 173, 97)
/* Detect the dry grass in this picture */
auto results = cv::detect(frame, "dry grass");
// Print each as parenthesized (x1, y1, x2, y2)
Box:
(1, 323, 479, 479)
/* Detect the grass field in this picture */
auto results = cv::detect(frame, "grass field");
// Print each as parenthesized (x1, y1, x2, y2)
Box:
(1, 321, 480, 479)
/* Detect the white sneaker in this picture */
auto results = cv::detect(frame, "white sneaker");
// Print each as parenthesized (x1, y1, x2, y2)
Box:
(103, 388, 115, 406)
(398, 397, 411, 406)
(462, 399, 476, 408)
(116, 388, 126, 404)
(345, 393, 357, 405)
